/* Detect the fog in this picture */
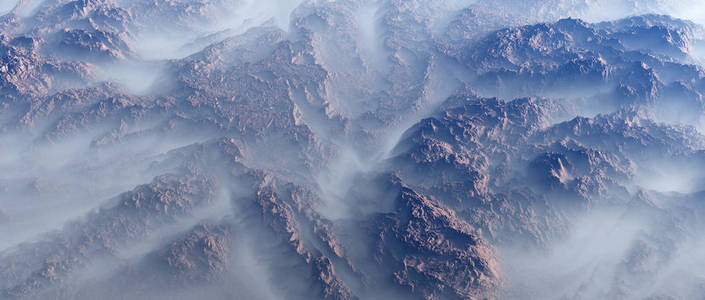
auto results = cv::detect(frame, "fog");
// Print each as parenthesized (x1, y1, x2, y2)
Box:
(0, 116, 214, 252)
(6, 0, 45, 17)
(122, 0, 307, 60)
(574, 0, 705, 24)
(0, 0, 18, 15)
(502, 201, 705, 299)
(4, 0, 705, 299)
(502, 208, 646, 299)
(96, 61, 168, 95)
(474, 0, 705, 26)
(634, 159, 705, 194)
(356, 1, 384, 68)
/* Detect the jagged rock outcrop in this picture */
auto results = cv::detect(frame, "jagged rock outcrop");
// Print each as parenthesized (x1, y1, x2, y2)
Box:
(369, 186, 499, 299)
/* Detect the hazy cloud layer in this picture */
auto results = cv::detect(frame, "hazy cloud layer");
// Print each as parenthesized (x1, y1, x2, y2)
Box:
(2, 0, 705, 299)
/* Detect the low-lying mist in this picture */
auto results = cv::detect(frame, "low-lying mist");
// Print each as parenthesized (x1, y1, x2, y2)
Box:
(0, 118, 212, 252)
(125, 0, 307, 60)
(0, 0, 18, 15)
(502, 201, 705, 299)
(4, 0, 705, 299)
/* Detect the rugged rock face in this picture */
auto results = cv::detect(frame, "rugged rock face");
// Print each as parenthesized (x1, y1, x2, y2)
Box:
(156, 222, 232, 283)
(369, 186, 499, 299)
(385, 91, 705, 298)
(2, 0, 705, 299)
(0, 34, 94, 98)
(0, 168, 218, 298)
(440, 14, 705, 123)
